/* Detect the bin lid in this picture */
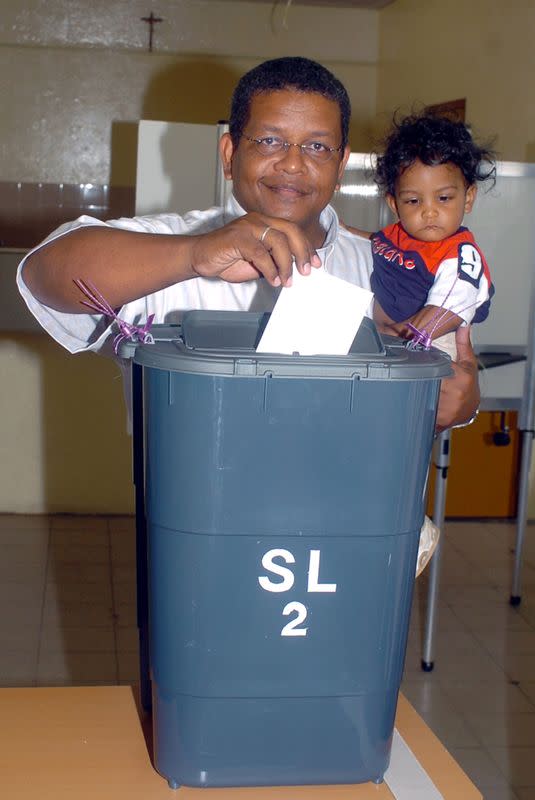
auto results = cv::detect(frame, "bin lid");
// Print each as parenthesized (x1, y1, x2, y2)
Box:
(129, 311, 453, 380)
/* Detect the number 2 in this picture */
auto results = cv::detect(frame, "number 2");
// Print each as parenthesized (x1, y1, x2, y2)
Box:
(280, 601, 308, 636)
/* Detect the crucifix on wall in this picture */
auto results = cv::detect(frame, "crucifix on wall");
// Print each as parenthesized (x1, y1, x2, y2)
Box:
(141, 11, 163, 52)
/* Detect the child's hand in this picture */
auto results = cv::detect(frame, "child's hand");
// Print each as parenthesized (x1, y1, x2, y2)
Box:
(404, 305, 463, 341)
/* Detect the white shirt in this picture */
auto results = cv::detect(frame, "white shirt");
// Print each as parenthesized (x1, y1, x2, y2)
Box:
(16, 194, 374, 354)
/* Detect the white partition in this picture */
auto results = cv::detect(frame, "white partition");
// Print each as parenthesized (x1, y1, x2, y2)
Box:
(467, 163, 535, 409)
(136, 121, 221, 216)
(470, 163, 535, 350)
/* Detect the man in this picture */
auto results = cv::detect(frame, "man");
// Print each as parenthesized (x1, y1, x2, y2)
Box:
(18, 56, 478, 428)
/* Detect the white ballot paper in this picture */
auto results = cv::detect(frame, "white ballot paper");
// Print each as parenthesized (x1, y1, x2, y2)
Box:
(256, 266, 374, 356)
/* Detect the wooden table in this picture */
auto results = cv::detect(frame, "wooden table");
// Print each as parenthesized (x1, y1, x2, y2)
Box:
(0, 686, 482, 799)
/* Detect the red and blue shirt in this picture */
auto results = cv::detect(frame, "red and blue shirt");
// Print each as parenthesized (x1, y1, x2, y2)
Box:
(370, 222, 493, 324)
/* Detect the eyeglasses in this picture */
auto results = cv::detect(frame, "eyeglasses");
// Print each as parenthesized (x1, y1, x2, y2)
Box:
(243, 135, 343, 163)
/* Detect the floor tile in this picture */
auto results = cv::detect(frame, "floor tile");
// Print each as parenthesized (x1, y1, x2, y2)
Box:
(517, 600, 535, 628)
(107, 515, 135, 533)
(441, 584, 512, 608)
(117, 649, 140, 684)
(432, 548, 487, 585)
(519, 683, 535, 706)
(488, 746, 535, 788)
(0, 650, 38, 686)
(50, 515, 108, 532)
(480, 564, 535, 588)
(483, 789, 520, 800)
(410, 603, 468, 633)
(50, 524, 109, 543)
(0, 527, 49, 552)
(441, 682, 535, 714)
(41, 595, 114, 628)
(451, 605, 533, 634)
(0, 514, 50, 531)
(432, 629, 498, 658)
(111, 563, 137, 585)
(39, 625, 115, 653)
(47, 560, 111, 584)
(418, 705, 480, 749)
(464, 711, 535, 748)
(49, 541, 109, 564)
(500, 654, 535, 682)
(405, 632, 508, 684)
(0, 622, 42, 652)
(0, 582, 45, 615)
(0, 555, 47, 584)
(400, 678, 451, 712)
(36, 649, 118, 685)
(110, 530, 137, 565)
(115, 626, 139, 653)
(112, 580, 137, 607)
(44, 578, 112, 606)
(113, 602, 137, 628)
(474, 630, 535, 658)
(447, 745, 512, 790)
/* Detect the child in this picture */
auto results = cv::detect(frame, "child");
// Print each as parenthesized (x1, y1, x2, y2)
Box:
(348, 113, 496, 576)
(353, 112, 496, 358)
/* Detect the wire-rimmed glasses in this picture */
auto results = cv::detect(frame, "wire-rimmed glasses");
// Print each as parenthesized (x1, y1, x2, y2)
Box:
(243, 135, 343, 163)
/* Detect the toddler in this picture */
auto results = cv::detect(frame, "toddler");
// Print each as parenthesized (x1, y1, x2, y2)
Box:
(355, 112, 496, 358)
(349, 113, 496, 575)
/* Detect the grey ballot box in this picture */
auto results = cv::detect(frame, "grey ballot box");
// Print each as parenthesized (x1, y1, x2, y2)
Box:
(127, 311, 451, 789)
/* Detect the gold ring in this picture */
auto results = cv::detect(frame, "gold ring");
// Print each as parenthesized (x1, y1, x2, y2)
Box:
(260, 226, 272, 244)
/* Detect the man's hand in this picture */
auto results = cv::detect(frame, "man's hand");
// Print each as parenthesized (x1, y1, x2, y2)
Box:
(190, 213, 321, 288)
(22, 213, 323, 314)
(436, 325, 480, 431)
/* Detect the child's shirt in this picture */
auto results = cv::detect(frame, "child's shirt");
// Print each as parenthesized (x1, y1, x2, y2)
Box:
(370, 222, 493, 325)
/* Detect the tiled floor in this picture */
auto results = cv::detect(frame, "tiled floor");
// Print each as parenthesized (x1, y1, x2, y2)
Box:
(1, 514, 535, 798)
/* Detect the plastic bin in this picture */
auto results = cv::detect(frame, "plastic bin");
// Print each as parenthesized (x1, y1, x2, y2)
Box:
(130, 311, 451, 789)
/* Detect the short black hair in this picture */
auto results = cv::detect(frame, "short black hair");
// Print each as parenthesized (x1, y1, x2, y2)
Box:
(229, 56, 351, 150)
(375, 112, 496, 195)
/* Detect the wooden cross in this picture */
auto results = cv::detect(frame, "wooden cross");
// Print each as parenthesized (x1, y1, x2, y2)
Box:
(141, 11, 163, 52)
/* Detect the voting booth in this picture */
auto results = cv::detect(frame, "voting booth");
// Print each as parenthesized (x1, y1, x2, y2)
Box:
(128, 312, 451, 789)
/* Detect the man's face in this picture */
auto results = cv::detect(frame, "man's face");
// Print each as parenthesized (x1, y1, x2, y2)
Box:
(220, 89, 350, 245)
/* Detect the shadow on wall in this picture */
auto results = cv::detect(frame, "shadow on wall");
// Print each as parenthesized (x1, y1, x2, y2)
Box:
(110, 58, 243, 189)
(141, 58, 241, 125)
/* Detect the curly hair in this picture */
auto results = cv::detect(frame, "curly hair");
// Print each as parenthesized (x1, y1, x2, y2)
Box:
(375, 112, 496, 196)
(229, 56, 351, 150)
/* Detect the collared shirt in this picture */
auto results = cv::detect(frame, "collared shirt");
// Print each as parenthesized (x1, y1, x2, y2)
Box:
(17, 194, 374, 355)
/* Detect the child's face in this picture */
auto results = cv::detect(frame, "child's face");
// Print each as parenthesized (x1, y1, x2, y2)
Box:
(386, 159, 476, 242)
